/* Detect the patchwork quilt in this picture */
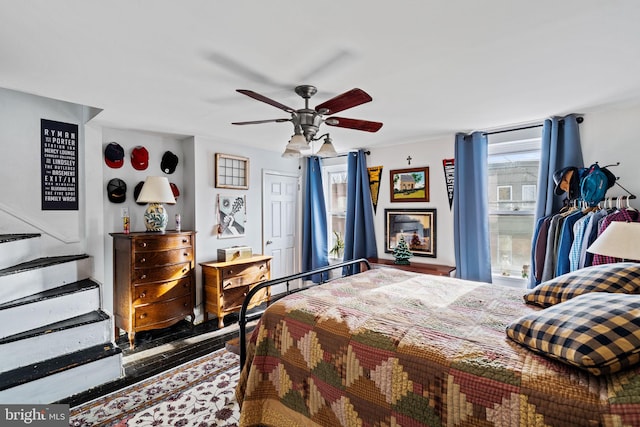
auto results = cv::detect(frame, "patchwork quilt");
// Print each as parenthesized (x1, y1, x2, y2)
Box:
(236, 268, 640, 426)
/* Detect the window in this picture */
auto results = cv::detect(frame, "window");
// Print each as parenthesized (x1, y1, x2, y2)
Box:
(487, 129, 541, 281)
(323, 163, 348, 260)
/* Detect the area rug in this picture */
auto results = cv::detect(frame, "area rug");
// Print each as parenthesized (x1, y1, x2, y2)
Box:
(69, 348, 240, 426)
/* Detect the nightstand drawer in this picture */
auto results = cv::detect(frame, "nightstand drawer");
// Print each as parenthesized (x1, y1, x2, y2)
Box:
(221, 261, 269, 288)
(134, 294, 193, 328)
(133, 277, 192, 306)
(135, 247, 193, 267)
(134, 235, 193, 251)
(222, 285, 269, 311)
(134, 262, 191, 284)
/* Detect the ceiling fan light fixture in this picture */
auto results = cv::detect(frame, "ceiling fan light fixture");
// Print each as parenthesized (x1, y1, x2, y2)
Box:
(316, 135, 338, 158)
(287, 133, 309, 150)
(282, 146, 301, 158)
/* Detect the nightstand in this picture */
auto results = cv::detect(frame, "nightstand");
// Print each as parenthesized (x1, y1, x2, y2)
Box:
(201, 255, 272, 328)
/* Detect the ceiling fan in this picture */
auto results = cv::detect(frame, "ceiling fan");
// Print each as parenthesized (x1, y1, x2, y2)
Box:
(231, 85, 383, 151)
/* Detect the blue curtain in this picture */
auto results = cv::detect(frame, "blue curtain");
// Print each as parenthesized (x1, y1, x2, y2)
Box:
(529, 115, 583, 288)
(343, 150, 378, 274)
(535, 115, 584, 219)
(302, 156, 329, 282)
(453, 132, 492, 283)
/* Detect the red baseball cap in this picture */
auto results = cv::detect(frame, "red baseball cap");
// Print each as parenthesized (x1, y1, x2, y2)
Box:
(170, 182, 180, 200)
(131, 146, 149, 171)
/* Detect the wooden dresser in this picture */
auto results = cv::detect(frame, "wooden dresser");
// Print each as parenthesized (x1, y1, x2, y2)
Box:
(111, 231, 196, 348)
(367, 257, 456, 276)
(201, 255, 272, 328)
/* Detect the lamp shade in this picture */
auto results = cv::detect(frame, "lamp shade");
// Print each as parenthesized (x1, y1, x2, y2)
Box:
(282, 146, 301, 158)
(136, 176, 176, 204)
(287, 133, 309, 150)
(587, 221, 640, 261)
(316, 137, 337, 157)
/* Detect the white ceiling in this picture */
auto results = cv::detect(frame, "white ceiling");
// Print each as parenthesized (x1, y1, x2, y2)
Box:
(2, 1, 640, 154)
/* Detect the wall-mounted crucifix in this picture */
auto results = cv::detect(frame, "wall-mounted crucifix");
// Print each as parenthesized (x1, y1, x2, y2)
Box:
(407, 156, 412, 165)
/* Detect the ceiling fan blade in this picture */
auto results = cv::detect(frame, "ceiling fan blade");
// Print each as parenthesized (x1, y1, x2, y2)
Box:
(208, 52, 290, 89)
(325, 117, 383, 132)
(237, 90, 296, 113)
(232, 118, 291, 125)
(315, 88, 373, 115)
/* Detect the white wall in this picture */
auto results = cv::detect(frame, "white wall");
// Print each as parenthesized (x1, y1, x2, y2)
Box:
(581, 102, 640, 201)
(0, 87, 94, 255)
(192, 136, 300, 321)
(368, 136, 456, 267)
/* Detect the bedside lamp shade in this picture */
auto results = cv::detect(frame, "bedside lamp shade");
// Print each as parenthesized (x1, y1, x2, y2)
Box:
(587, 221, 640, 261)
(136, 176, 176, 232)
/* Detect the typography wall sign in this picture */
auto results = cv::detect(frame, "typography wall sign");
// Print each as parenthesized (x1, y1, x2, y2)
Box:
(41, 119, 78, 210)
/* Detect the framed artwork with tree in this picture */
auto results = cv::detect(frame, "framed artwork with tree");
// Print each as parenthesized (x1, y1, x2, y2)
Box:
(390, 167, 429, 202)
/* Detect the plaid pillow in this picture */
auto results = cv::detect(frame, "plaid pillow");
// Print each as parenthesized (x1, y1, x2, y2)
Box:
(506, 292, 640, 375)
(524, 262, 640, 307)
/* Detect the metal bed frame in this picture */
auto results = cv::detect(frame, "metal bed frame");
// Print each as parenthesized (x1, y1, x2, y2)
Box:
(238, 258, 371, 370)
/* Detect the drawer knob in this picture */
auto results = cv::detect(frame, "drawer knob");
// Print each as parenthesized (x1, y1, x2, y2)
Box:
(140, 242, 147, 248)
(182, 268, 187, 273)
(184, 252, 188, 257)
(182, 239, 188, 243)
(140, 292, 146, 298)
(260, 264, 265, 269)
(140, 313, 147, 319)
(140, 274, 147, 280)
(140, 258, 146, 263)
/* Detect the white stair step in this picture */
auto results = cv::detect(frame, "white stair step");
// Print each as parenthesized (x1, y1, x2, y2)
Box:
(0, 255, 91, 305)
(0, 279, 100, 339)
(0, 234, 41, 270)
(0, 310, 112, 372)
(0, 343, 123, 404)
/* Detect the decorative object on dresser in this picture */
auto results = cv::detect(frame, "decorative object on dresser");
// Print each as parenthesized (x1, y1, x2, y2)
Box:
(201, 255, 271, 328)
(111, 231, 196, 349)
(135, 176, 177, 232)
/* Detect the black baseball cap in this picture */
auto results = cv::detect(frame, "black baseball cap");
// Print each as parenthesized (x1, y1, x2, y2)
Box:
(161, 151, 179, 174)
(107, 178, 127, 203)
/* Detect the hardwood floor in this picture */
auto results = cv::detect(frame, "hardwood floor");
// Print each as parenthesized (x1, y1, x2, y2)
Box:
(59, 315, 244, 407)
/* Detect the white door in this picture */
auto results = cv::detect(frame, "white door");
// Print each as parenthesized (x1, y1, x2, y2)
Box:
(262, 170, 300, 292)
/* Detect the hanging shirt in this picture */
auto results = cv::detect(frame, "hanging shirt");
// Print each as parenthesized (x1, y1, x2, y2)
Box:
(532, 215, 552, 284)
(569, 212, 593, 271)
(556, 209, 586, 277)
(579, 208, 608, 268)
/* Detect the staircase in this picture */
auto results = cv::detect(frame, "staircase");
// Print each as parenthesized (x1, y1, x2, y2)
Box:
(0, 234, 123, 403)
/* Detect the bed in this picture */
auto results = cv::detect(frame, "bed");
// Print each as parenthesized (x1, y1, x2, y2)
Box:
(236, 259, 640, 426)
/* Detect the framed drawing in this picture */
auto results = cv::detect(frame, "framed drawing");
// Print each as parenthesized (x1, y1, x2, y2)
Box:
(390, 167, 429, 202)
(384, 208, 436, 257)
(217, 194, 246, 238)
(215, 153, 249, 190)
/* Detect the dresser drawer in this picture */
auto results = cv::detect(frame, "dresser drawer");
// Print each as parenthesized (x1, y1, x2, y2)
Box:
(133, 276, 192, 306)
(222, 285, 269, 311)
(221, 261, 269, 289)
(133, 235, 193, 252)
(134, 294, 193, 328)
(134, 262, 191, 284)
(135, 247, 193, 267)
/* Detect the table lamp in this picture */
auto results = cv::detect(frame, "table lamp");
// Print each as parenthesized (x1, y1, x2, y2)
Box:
(586, 221, 640, 261)
(136, 176, 176, 232)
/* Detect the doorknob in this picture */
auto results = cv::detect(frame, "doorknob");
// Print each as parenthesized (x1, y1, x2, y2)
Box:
(266, 240, 273, 245)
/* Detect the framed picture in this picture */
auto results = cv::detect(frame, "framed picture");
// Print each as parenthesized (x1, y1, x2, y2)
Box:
(217, 194, 246, 238)
(215, 153, 249, 190)
(385, 208, 436, 257)
(390, 167, 429, 202)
